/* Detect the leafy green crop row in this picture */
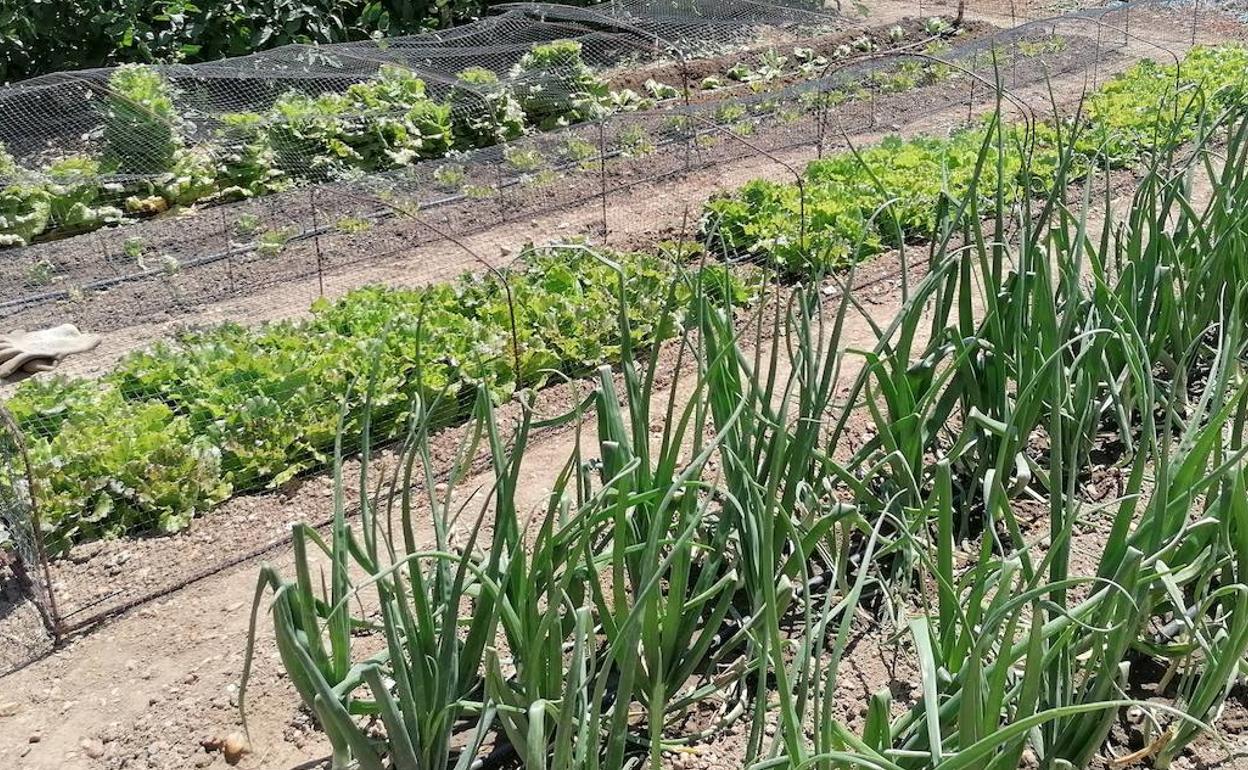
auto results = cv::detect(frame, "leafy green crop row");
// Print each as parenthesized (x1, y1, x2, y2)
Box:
(0, 42, 659, 248)
(702, 44, 1248, 275)
(696, 19, 960, 95)
(4, 244, 751, 554)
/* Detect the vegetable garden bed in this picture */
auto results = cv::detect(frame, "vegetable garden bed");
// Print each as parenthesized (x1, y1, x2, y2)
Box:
(0, 3, 900, 253)
(239, 78, 1248, 766)
(4, 4, 1248, 770)
(2, 35, 1240, 571)
(0, 16, 1107, 344)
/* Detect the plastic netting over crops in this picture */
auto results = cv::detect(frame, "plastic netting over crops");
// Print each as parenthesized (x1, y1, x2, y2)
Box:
(0, 0, 1222, 642)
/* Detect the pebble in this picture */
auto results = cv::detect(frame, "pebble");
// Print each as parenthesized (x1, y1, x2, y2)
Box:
(0, 701, 19, 717)
(80, 738, 105, 759)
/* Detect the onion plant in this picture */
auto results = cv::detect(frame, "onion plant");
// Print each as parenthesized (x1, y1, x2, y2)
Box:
(244, 66, 1248, 770)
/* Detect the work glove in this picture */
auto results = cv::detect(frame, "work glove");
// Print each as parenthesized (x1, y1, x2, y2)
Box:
(0, 324, 101, 379)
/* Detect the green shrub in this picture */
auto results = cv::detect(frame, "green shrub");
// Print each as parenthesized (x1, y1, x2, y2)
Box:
(1, 0, 597, 84)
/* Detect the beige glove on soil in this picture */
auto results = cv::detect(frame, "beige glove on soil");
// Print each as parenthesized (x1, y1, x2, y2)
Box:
(0, 324, 101, 379)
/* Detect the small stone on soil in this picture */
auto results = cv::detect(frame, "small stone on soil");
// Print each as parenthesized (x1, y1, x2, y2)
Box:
(80, 737, 106, 759)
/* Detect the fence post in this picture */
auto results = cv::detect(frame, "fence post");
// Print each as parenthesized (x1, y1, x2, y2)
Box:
(219, 209, 236, 295)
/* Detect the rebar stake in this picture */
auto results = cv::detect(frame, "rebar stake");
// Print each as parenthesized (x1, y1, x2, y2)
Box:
(598, 121, 609, 242)
(310, 186, 325, 299)
(219, 208, 236, 294)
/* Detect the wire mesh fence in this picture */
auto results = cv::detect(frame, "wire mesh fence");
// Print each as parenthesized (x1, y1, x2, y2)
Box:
(0, 0, 1225, 669)
(0, 406, 57, 673)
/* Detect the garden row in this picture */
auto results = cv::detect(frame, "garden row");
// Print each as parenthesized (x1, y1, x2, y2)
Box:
(0, 41, 669, 249)
(677, 17, 959, 96)
(0, 18, 976, 255)
(247, 100, 1248, 769)
(702, 44, 1248, 275)
(4, 245, 750, 554)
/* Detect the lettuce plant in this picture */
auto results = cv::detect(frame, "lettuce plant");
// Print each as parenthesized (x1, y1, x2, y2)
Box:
(267, 66, 456, 177)
(7, 244, 751, 552)
(452, 66, 528, 148)
(342, 65, 455, 167)
(0, 39, 648, 247)
(101, 64, 182, 174)
(158, 148, 218, 206)
(44, 155, 124, 235)
(26, 391, 230, 555)
(511, 40, 611, 129)
(0, 146, 50, 247)
(215, 112, 288, 200)
(703, 44, 1248, 277)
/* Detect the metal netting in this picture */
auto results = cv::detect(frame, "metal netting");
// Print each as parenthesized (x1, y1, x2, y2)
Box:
(0, 0, 1229, 639)
(0, 406, 56, 672)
